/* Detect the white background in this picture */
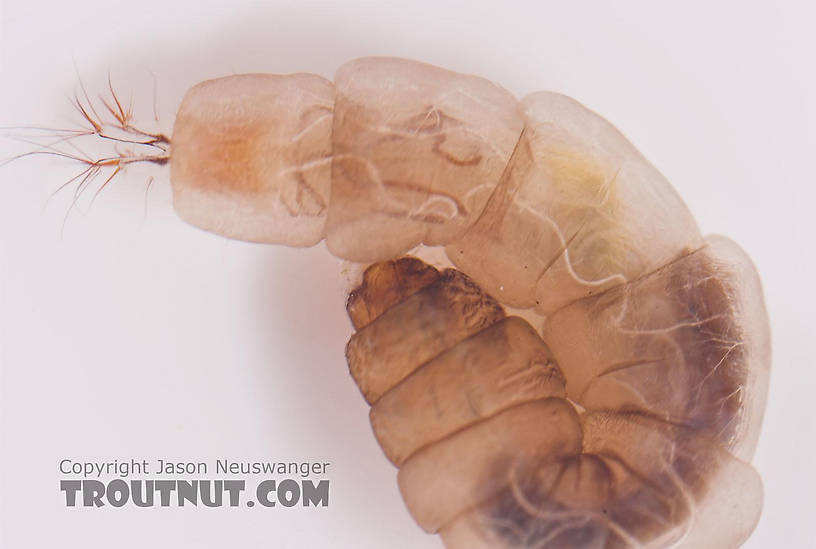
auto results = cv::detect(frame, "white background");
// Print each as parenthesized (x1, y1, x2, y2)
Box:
(1, 1, 814, 548)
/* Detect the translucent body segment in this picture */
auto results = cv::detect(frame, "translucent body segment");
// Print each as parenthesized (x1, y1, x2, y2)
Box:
(397, 398, 583, 534)
(170, 73, 334, 246)
(326, 57, 525, 262)
(439, 459, 614, 549)
(671, 455, 763, 549)
(439, 411, 762, 549)
(346, 269, 505, 404)
(346, 256, 441, 330)
(700, 235, 770, 460)
(446, 92, 703, 313)
(370, 316, 566, 466)
(581, 412, 706, 546)
(542, 236, 770, 458)
(581, 411, 763, 549)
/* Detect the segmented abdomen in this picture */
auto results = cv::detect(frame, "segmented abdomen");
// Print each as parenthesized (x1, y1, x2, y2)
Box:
(345, 253, 764, 549)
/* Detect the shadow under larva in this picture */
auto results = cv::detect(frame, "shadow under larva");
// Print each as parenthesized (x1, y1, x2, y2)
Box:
(28, 57, 774, 549)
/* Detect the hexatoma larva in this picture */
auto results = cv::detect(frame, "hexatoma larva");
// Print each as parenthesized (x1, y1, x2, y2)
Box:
(12, 57, 771, 549)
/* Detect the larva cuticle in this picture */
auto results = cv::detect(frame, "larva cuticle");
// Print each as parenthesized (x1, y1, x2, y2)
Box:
(10, 56, 769, 549)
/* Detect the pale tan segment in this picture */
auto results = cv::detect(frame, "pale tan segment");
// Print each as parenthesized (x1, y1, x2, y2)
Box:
(370, 316, 566, 466)
(326, 57, 525, 262)
(170, 73, 334, 246)
(439, 412, 762, 549)
(397, 398, 583, 534)
(671, 454, 763, 549)
(542, 236, 771, 461)
(346, 268, 505, 404)
(446, 92, 703, 312)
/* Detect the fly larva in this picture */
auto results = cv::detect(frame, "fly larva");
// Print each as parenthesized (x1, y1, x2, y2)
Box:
(21, 57, 770, 549)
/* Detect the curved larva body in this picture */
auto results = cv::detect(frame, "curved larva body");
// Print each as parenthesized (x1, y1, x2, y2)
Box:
(170, 57, 770, 548)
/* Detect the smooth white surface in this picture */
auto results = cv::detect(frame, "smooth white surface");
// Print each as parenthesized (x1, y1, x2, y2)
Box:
(0, 1, 814, 548)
